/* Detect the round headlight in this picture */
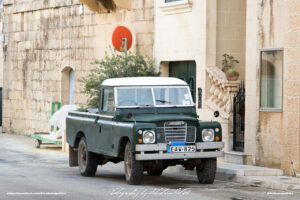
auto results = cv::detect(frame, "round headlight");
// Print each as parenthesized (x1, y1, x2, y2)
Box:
(202, 129, 214, 142)
(143, 130, 155, 144)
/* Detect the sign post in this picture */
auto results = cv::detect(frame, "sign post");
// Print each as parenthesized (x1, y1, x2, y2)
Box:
(122, 38, 128, 56)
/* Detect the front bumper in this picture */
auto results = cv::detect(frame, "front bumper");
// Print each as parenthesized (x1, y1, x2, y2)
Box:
(135, 142, 224, 161)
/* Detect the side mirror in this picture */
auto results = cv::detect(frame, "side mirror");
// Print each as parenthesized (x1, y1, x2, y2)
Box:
(126, 112, 133, 119)
(214, 111, 220, 118)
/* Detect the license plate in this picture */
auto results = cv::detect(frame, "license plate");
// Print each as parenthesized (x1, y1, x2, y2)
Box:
(168, 145, 196, 153)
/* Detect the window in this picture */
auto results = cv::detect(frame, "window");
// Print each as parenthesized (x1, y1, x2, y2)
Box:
(260, 50, 283, 111)
(102, 88, 115, 113)
(116, 86, 193, 107)
(153, 87, 192, 106)
(165, 0, 182, 2)
(160, 0, 192, 15)
(117, 88, 154, 107)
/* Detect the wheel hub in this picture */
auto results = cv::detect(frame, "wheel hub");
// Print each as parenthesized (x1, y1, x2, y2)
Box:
(80, 144, 87, 170)
(125, 149, 132, 176)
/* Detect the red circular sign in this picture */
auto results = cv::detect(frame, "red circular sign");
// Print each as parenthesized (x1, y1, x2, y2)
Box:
(112, 26, 133, 52)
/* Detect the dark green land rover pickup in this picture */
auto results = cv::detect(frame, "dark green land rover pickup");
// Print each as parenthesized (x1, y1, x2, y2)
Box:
(66, 77, 224, 185)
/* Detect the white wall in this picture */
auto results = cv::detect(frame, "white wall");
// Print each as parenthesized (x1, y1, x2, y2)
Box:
(154, 0, 213, 120)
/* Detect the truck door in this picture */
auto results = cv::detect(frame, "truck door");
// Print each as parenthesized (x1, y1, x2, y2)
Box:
(97, 87, 115, 156)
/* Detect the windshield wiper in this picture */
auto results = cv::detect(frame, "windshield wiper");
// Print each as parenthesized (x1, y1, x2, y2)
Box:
(156, 99, 171, 104)
(135, 105, 153, 109)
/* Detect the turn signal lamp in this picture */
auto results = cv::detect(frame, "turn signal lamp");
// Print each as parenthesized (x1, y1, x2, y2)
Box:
(215, 136, 220, 141)
(138, 139, 143, 144)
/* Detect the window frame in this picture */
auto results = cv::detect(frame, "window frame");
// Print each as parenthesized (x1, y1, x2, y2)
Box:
(100, 86, 115, 115)
(115, 86, 195, 108)
(165, 0, 183, 3)
(160, 0, 192, 15)
(259, 48, 284, 112)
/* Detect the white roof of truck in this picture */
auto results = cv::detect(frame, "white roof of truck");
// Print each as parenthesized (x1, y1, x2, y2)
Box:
(101, 77, 188, 86)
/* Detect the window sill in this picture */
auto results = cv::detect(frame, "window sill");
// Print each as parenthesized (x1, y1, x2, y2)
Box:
(160, 0, 193, 15)
(259, 108, 282, 113)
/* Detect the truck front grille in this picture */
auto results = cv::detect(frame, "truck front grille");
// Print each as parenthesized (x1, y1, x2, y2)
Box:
(156, 121, 196, 143)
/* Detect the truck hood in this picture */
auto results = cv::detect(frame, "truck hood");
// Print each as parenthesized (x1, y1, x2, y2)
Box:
(125, 114, 198, 122)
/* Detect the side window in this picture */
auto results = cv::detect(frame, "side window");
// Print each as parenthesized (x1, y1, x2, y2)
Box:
(102, 88, 115, 113)
(260, 50, 283, 111)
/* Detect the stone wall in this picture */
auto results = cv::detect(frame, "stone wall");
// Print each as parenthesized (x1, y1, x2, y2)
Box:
(245, 0, 300, 175)
(216, 0, 246, 80)
(2, 0, 154, 134)
(0, 2, 3, 87)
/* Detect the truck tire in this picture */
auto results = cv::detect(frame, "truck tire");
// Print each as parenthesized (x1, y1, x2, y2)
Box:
(124, 142, 143, 185)
(196, 158, 216, 184)
(34, 139, 41, 149)
(147, 166, 164, 176)
(78, 137, 98, 177)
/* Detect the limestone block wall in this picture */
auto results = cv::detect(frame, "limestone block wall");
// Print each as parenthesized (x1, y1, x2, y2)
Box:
(245, 0, 300, 175)
(216, 0, 246, 80)
(94, 0, 154, 60)
(244, 0, 259, 168)
(0, 6, 3, 88)
(2, 0, 154, 134)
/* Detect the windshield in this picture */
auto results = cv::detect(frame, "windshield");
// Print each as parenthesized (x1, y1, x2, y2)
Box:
(116, 86, 193, 107)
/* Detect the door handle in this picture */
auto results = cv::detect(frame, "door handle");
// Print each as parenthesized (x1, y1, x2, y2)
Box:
(94, 117, 99, 123)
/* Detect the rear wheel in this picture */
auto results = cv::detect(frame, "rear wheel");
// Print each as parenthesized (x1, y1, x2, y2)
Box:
(34, 139, 41, 148)
(124, 142, 143, 185)
(196, 158, 217, 184)
(78, 137, 98, 177)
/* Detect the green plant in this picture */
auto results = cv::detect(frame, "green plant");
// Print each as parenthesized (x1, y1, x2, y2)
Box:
(221, 54, 239, 72)
(77, 107, 88, 112)
(226, 68, 238, 74)
(81, 48, 161, 108)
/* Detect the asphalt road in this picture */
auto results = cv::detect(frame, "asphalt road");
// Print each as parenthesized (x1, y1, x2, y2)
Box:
(0, 133, 299, 200)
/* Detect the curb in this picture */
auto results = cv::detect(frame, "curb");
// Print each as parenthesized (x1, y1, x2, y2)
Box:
(166, 163, 300, 192)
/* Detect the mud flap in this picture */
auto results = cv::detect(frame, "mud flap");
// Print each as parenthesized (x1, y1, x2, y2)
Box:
(69, 145, 78, 167)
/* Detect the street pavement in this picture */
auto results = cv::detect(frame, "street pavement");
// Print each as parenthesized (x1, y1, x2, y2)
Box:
(0, 133, 299, 200)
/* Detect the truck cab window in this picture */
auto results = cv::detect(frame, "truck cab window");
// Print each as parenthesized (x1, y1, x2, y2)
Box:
(102, 88, 115, 112)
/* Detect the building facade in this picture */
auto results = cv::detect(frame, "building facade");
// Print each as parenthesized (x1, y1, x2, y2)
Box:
(245, 0, 300, 175)
(154, 0, 246, 155)
(1, 0, 154, 134)
(1, 0, 299, 175)
(154, 0, 300, 175)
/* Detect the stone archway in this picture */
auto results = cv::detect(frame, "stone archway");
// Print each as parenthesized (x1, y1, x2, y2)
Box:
(61, 67, 75, 105)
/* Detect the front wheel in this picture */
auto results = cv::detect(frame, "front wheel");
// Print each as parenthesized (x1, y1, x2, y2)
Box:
(78, 137, 98, 177)
(124, 142, 143, 185)
(196, 158, 217, 184)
